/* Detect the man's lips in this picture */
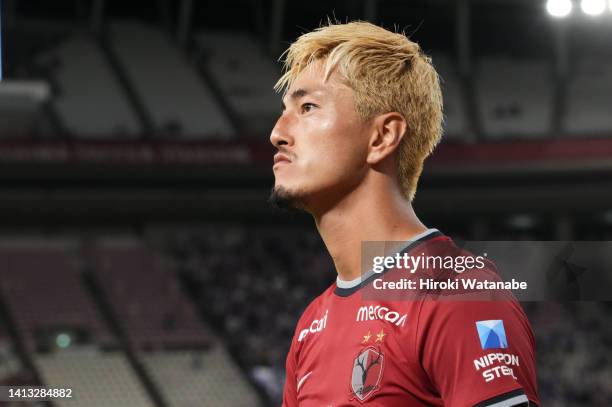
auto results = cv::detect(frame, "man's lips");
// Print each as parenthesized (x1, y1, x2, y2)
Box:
(273, 153, 291, 166)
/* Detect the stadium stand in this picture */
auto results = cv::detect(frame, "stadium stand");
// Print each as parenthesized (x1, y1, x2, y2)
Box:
(155, 225, 612, 405)
(36, 347, 154, 407)
(526, 302, 612, 406)
(0, 228, 608, 406)
(0, 318, 45, 407)
(91, 237, 210, 350)
(0, 232, 262, 407)
(37, 35, 143, 139)
(475, 57, 554, 138)
(141, 346, 263, 406)
(0, 322, 23, 383)
(1, 27, 64, 139)
(432, 54, 471, 141)
(0, 335, 14, 382)
(109, 21, 235, 139)
(0, 238, 114, 351)
(157, 226, 333, 403)
(195, 31, 280, 135)
(6, 28, 611, 142)
(563, 58, 612, 136)
(3, 2, 611, 406)
(0, 80, 54, 138)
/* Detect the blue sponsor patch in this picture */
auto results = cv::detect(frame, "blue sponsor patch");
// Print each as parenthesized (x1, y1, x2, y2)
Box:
(476, 320, 508, 350)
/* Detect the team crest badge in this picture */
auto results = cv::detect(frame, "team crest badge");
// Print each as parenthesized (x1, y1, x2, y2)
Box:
(350, 346, 384, 401)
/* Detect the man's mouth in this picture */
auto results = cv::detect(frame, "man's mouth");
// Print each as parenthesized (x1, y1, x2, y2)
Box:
(273, 153, 291, 167)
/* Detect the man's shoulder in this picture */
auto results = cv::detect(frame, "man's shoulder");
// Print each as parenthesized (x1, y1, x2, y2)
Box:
(296, 283, 336, 325)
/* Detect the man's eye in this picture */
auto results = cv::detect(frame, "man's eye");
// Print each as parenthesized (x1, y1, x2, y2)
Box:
(301, 103, 316, 113)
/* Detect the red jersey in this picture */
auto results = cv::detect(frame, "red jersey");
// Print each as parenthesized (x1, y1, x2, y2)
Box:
(282, 230, 539, 407)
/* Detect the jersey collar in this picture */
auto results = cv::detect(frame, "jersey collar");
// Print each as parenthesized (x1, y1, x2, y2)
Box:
(334, 229, 444, 297)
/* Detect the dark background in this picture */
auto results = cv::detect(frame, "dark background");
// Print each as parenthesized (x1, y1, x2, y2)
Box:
(0, 0, 610, 406)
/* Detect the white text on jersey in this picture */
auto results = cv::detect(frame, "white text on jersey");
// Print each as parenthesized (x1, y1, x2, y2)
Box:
(298, 310, 329, 342)
(356, 305, 407, 327)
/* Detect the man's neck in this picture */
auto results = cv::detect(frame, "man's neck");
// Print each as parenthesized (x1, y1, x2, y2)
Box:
(313, 180, 428, 282)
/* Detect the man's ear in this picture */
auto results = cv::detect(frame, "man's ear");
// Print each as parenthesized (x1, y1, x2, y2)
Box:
(366, 112, 407, 165)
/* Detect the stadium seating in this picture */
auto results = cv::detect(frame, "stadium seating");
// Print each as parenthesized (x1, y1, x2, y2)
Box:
(157, 226, 332, 403)
(157, 225, 612, 405)
(0, 327, 20, 383)
(91, 237, 209, 349)
(563, 58, 612, 136)
(0, 106, 52, 139)
(36, 347, 153, 407)
(0, 80, 54, 139)
(142, 346, 262, 406)
(195, 31, 280, 135)
(475, 57, 554, 138)
(38, 35, 143, 139)
(0, 229, 608, 406)
(525, 302, 612, 406)
(110, 21, 235, 139)
(0, 238, 113, 351)
(432, 54, 470, 141)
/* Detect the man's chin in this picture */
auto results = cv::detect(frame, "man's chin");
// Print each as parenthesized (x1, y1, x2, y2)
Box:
(268, 186, 307, 212)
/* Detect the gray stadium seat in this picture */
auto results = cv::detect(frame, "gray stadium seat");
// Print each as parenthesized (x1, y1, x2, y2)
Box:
(38, 35, 143, 139)
(142, 346, 262, 406)
(92, 236, 210, 350)
(475, 57, 553, 138)
(0, 238, 114, 351)
(36, 347, 154, 407)
(196, 31, 280, 136)
(431, 54, 471, 142)
(0, 80, 54, 139)
(563, 58, 612, 136)
(110, 21, 235, 140)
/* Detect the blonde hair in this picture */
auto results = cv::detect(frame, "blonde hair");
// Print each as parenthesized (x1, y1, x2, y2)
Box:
(275, 21, 443, 202)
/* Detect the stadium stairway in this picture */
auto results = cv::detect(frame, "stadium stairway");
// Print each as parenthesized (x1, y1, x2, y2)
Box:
(82, 267, 169, 407)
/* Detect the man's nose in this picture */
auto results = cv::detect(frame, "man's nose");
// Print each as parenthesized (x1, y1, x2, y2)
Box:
(270, 114, 292, 148)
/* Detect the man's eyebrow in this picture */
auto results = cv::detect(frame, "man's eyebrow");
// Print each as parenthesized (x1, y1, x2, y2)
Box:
(281, 88, 312, 110)
(289, 88, 309, 100)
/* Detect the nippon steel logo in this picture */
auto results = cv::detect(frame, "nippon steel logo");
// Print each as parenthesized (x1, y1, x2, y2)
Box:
(475, 320, 508, 350)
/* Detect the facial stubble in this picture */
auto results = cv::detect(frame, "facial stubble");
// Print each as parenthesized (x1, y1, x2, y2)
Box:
(268, 185, 307, 212)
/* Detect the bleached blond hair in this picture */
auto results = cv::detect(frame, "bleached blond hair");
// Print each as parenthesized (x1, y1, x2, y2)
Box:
(275, 21, 443, 202)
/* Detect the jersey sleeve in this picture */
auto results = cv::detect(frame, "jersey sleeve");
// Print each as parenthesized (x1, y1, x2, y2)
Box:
(416, 299, 539, 407)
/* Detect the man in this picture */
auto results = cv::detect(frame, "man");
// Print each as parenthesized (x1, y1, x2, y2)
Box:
(270, 21, 539, 406)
